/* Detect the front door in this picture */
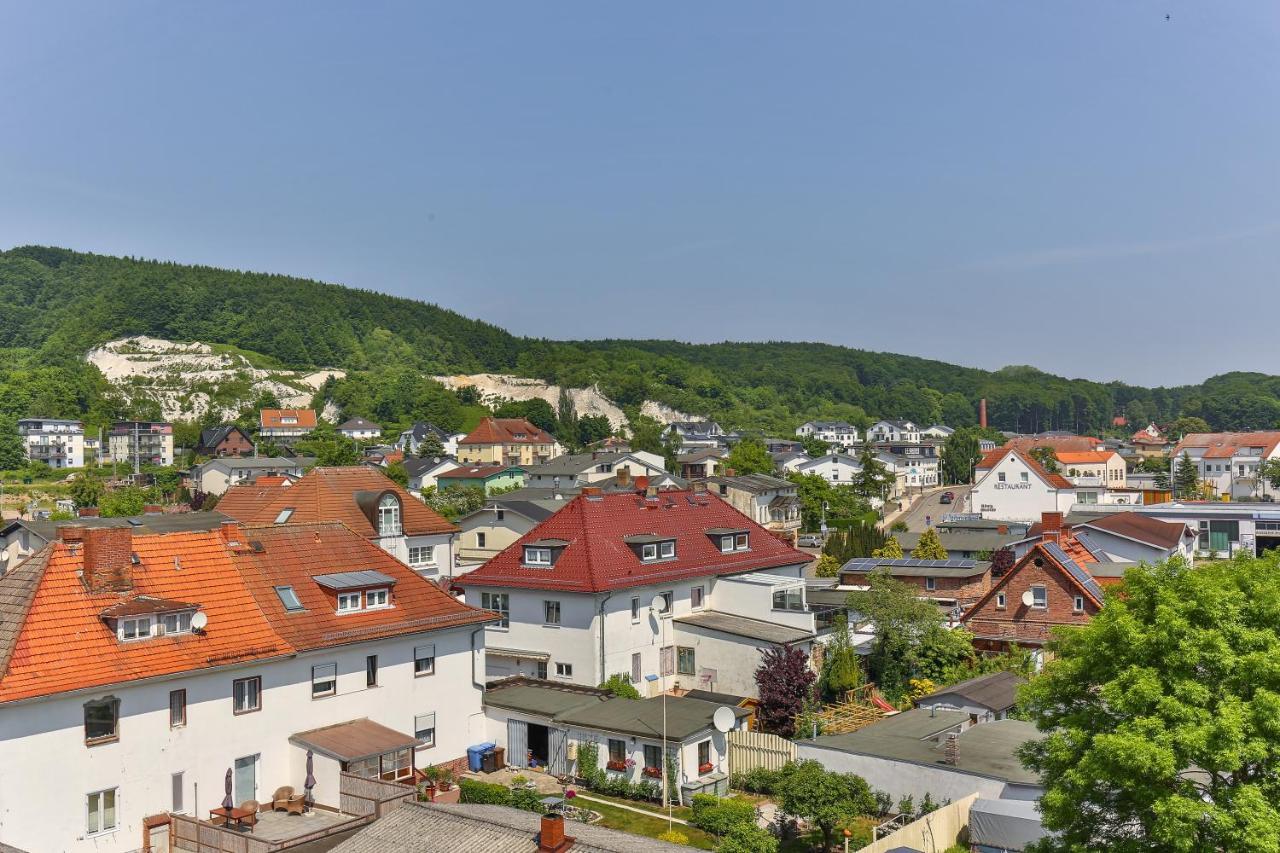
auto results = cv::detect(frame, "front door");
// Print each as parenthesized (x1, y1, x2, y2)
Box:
(234, 754, 258, 804)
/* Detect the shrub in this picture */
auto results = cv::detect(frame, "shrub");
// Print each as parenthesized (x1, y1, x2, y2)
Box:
(458, 779, 511, 807)
(873, 790, 893, 816)
(732, 765, 783, 795)
(718, 824, 780, 853)
(509, 787, 547, 814)
(657, 829, 690, 844)
(598, 673, 641, 699)
(690, 794, 757, 837)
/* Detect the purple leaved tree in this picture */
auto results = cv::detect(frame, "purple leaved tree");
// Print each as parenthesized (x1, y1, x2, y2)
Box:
(754, 645, 816, 738)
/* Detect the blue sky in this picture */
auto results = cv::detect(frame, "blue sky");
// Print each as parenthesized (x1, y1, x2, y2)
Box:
(2, 2, 1277, 386)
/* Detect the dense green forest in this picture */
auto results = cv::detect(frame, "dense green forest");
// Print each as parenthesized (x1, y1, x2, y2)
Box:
(3, 245, 1279, 436)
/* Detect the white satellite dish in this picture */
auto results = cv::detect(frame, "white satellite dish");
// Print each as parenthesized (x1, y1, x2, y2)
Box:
(1020, 590, 1035, 607)
(713, 706, 736, 733)
(190, 611, 208, 631)
(650, 593, 668, 614)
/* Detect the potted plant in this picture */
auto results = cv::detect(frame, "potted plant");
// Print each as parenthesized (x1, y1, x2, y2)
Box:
(437, 768, 455, 792)
(606, 759, 627, 772)
(642, 766, 662, 779)
(698, 762, 714, 775)
(420, 766, 439, 801)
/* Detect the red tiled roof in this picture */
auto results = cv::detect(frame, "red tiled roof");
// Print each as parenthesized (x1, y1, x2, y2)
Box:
(1004, 435, 1102, 454)
(1172, 431, 1280, 460)
(1080, 513, 1189, 551)
(459, 418, 555, 446)
(976, 448, 1075, 490)
(229, 467, 457, 537)
(1055, 451, 1118, 465)
(216, 480, 293, 519)
(456, 490, 812, 592)
(260, 409, 317, 429)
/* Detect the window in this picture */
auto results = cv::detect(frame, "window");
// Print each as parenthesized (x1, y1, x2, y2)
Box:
(366, 655, 379, 687)
(233, 676, 261, 714)
(414, 644, 436, 676)
(677, 646, 696, 676)
(380, 748, 412, 781)
(1074, 595, 1085, 613)
(544, 600, 561, 625)
(735, 533, 749, 550)
(162, 611, 193, 635)
(415, 712, 436, 747)
(481, 592, 510, 629)
(698, 739, 711, 769)
(86, 788, 118, 835)
(925, 577, 936, 591)
(660, 645, 674, 676)
(496, 509, 505, 521)
(274, 507, 295, 524)
(536, 661, 548, 679)
(772, 588, 803, 611)
(555, 662, 573, 678)
(608, 738, 626, 763)
(408, 545, 435, 567)
(720, 535, 734, 553)
(338, 592, 363, 613)
(172, 771, 184, 812)
(275, 585, 304, 612)
(169, 689, 186, 727)
(1020, 472, 1029, 483)
(642, 543, 658, 561)
(998, 472, 1007, 482)
(691, 585, 705, 610)
(120, 616, 151, 641)
(524, 546, 552, 566)
(658, 590, 673, 616)
(476, 532, 486, 548)
(84, 696, 120, 743)
(1030, 586, 1047, 609)
(659, 540, 676, 559)
(631, 596, 641, 623)
(631, 652, 642, 683)
(996, 592, 1007, 609)
(311, 663, 337, 698)
(366, 588, 390, 609)
(378, 495, 402, 536)
(643, 744, 662, 770)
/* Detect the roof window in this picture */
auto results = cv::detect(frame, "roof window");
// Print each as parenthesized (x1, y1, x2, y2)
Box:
(274, 585, 305, 612)
(274, 507, 295, 524)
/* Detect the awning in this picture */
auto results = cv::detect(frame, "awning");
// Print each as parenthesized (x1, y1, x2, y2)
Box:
(487, 646, 551, 661)
(290, 718, 421, 763)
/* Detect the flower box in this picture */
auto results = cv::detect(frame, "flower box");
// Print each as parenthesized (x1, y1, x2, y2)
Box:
(698, 762, 714, 775)
(606, 760, 628, 772)
(642, 766, 662, 779)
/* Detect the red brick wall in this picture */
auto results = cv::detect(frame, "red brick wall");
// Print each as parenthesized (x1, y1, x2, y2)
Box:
(216, 431, 255, 457)
(841, 571, 991, 605)
(964, 553, 1097, 645)
(82, 527, 134, 593)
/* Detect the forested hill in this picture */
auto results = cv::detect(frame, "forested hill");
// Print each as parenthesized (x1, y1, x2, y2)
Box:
(2, 245, 1278, 435)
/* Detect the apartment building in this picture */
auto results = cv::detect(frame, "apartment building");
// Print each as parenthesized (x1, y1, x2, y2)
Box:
(17, 418, 85, 469)
(107, 421, 175, 467)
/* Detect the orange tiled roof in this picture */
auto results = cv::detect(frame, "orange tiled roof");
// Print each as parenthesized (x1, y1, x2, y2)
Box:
(229, 467, 457, 537)
(1172, 431, 1280, 460)
(216, 480, 293, 519)
(1004, 435, 1102, 454)
(260, 409, 317, 429)
(1054, 451, 1118, 465)
(459, 418, 555, 446)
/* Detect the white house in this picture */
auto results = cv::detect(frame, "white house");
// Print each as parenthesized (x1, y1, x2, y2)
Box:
(1055, 450, 1126, 489)
(403, 456, 463, 494)
(188, 457, 310, 496)
(456, 486, 839, 700)
(397, 422, 465, 458)
(662, 421, 724, 450)
(107, 421, 175, 468)
(968, 448, 1085, 522)
(867, 420, 921, 444)
(259, 409, 317, 441)
(1169, 431, 1280, 500)
(336, 417, 383, 441)
(18, 418, 85, 469)
(704, 473, 803, 544)
(523, 451, 667, 491)
(791, 453, 863, 486)
(0, 520, 494, 853)
(795, 421, 860, 447)
(921, 424, 955, 440)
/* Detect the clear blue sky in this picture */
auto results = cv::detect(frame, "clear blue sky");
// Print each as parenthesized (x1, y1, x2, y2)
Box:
(2, 2, 1277, 386)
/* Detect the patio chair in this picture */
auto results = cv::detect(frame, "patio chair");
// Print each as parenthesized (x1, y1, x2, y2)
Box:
(239, 800, 260, 827)
(273, 786, 305, 814)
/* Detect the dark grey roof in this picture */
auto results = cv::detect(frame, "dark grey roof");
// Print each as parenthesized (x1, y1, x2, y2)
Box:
(840, 557, 990, 579)
(9, 511, 231, 546)
(0, 548, 52, 678)
(916, 670, 1025, 713)
(525, 452, 643, 477)
(197, 424, 251, 450)
(330, 801, 688, 852)
(490, 500, 559, 523)
(484, 679, 610, 718)
(1042, 542, 1105, 601)
(674, 610, 814, 644)
(403, 456, 456, 478)
(683, 688, 750, 706)
(402, 422, 450, 442)
(705, 473, 794, 494)
(338, 417, 381, 431)
(897, 530, 1021, 554)
(198, 456, 305, 471)
(313, 570, 398, 590)
(557, 694, 750, 741)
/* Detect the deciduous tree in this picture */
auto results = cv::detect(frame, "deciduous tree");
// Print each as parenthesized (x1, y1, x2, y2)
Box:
(775, 760, 875, 853)
(754, 645, 816, 738)
(725, 437, 774, 476)
(910, 527, 948, 560)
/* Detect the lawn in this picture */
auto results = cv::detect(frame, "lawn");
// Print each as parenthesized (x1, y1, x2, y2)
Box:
(582, 799, 718, 849)
(572, 789, 696, 822)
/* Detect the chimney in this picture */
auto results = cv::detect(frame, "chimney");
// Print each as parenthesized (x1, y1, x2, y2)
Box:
(996, 524, 1008, 535)
(78, 507, 100, 518)
(616, 468, 630, 487)
(1041, 512, 1064, 543)
(634, 475, 649, 493)
(582, 486, 601, 496)
(979, 398, 988, 429)
(538, 813, 571, 852)
(57, 524, 86, 543)
(220, 521, 242, 544)
(82, 527, 134, 594)
(143, 504, 163, 514)
(645, 484, 659, 500)
(944, 732, 958, 766)
(692, 481, 706, 494)
(725, 468, 736, 477)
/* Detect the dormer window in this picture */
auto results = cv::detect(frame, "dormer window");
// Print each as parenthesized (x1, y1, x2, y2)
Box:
(161, 611, 193, 635)
(525, 547, 552, 566)
(120, 617, 152, 641)
(720, 535, 734, 553)
(660, 541, 676, 559)
(642, 543, 658, 561)
(366, 588, 390, 609)
(378, 495, 402, 536)
(735, 533, 748, 550)
(338, 592, 363, 613)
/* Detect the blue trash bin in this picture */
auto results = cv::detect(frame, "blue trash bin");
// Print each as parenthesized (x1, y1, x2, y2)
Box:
(467, 742, 497, 772)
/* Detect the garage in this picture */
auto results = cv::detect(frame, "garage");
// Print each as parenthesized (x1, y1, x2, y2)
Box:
(1256, 521, 1280, 556)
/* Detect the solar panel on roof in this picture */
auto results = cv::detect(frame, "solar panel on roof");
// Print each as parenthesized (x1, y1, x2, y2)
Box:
(1043, 542, 1104, 601)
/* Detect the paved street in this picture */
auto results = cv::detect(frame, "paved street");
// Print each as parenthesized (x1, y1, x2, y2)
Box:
(895, 484, 972, 531)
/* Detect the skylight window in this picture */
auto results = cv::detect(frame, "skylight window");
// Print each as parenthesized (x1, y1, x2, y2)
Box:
(274, 585, 305, 612)
(274, 507, 295, 524)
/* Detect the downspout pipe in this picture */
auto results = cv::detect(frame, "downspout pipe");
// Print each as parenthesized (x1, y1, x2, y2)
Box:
(471, 625, 487, 691)
(598, 593, 613, 684)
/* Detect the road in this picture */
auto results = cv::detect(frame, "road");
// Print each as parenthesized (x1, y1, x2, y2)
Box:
(895, 485, 972, 531)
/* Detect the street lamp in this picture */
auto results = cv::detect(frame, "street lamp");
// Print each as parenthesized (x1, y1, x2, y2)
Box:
(649, 593, 672, 832)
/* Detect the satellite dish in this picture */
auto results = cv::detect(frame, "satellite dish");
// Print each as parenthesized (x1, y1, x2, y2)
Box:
(713, 706, 736, 733)
(1021, 590, 1035, 607)
(650, 594, 668, 614)
(190, 611, 208, 631)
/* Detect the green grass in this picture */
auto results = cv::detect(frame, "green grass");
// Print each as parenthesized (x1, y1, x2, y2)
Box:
(583, 799, 718, 848)
(573, 790, 695, 822)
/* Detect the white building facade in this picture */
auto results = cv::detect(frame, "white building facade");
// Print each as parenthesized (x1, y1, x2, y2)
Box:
(18, 418, 85, 469)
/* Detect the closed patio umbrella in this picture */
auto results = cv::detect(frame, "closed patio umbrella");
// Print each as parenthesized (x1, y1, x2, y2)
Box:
(304, 750, 316, 812)
(222, 768, 234, 810)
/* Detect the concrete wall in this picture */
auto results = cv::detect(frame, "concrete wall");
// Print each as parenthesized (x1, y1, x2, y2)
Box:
(795, 743, 1016, 804)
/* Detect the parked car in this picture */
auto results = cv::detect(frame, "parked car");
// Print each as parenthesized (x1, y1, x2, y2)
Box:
(940, 491, 955, 504)
(797, 533, 825, 547)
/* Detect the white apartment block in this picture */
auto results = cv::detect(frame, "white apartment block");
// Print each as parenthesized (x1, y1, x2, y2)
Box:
(18, 418, 85, 469)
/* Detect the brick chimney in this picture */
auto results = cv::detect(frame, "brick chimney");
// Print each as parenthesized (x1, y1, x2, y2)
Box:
(944, 732, 958, 766)
(979, 398, 988, 429)
(725, 468, 736, 477)
(616, 467, 631, 487)
(78, 507, 100, 518)
(634, 475, 649, 493)
(81, 527, 134, 594)
(996, 524, 1008, 535)
(538, 813, 572, 852)
(1040, 512, 1064, 544)
(57, 524, 86, 544)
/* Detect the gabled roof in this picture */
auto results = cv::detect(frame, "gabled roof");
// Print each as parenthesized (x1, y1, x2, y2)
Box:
(402, 456, 459, 478)
(962, 539, 1104, 628)
(1055, 451, 1119, 465)
(456, 490, 811, 592)
(704, 473, 794, 494)
(222, 467, 457, 537)
(437, 465, 520, 480)
(1004, 435, 1102, 454)
(976, 448, 1075, 491)
(401, 422, 450, 442)
(260, 409, 317, 429)
(459, 418, 555, 446)
(526, 451, 658, 477)
(338, 417, 382, 432)
(1172, 431, 1280, 460)
(196, 424, 252, 450)
(216, 481, 293, 519)
(1078, 512, 1189, 551)
(916, 670, 1025, 713)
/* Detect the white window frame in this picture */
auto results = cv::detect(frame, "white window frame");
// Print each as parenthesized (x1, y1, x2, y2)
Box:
(415, 712, 436, 747)
(925, 577, 936, 591)
(233, 676, 261, 714)
(337, 592, 363, 613)
(720, 535, 734, 553)
(641, 543, 658, 561)
(86, 787, 118, 836)
(544, 600, 561, 626)
(735, 533, 749, 550)
(481, 592, 510, 629)
(659, 590, 673, 617)
(311, 663, 337, 698)
(996, 592, 1006, 609)
(162, 611, 193, 635)
(1031, 585, 1048, 609)
(414, 644, 436, 677)
(408, 545, 435, 567)
(555, 662, 573, 678)
(691, 585, 705, 610)
(524, 547, 552, 566)
(476, 532, 486, 548)
(1073, 595, 1085, 613)
(365, 588, 390, 609)
(378, 494, 402, 536)
(119, 616, 152, 641)
(998, 472, 1006, 482)
(631, 596, 641, 623)
(659, 540, 676, 559)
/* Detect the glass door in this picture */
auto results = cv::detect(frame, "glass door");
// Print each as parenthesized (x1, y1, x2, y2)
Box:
(234, 754, 258, 804)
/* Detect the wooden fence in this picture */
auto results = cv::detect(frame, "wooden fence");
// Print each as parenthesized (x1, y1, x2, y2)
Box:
(169, 814, 274, 853)
(727, 730, 796, 774)
(855, 793, 978, 853)
(338, 772, 417, 818)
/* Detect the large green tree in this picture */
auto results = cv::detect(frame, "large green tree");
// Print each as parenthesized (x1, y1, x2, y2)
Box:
(852, 446, 893, 500)
(1173, 451, 1201, 498)
(1020, 556, 1280, 852)
(724, 437, 775, 476)
(775, 760, 876, 853)
(910, 527, 948, 560)
(940, 427, 984, 485)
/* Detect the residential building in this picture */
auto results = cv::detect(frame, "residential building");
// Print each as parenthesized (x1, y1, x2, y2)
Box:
(84, 435, 103, 464)
(703, 473, 802, 543)
(523, 451, 666, 490)
(1130, 423, 1170, 458)
(790, 453, 863, 487)
(867, 420, 921, 444)
(1169, 431, 1280, 500)
(678, 446, 727, 479)
(968, 448, 1087, 522)
(458, 418, 560, 468)
(797, 710, 1043, 803)
(914, 671, 1025, 723)
(1055, 450, 1126, 488)
(194, 424, 255, 458)
(1133, 501, 1280, 559)
(879, 447, 940, 491)
(435, 464, 526, 495)
(259, 408, 317, 441)
(839, 556, 992, 611)
(217, 466, 458, 576)
(456, 496, 566, 565)
(403, 456, 463, 494)
(0, 520, 494, 853)
(455, 487, 831, 699)
(17, 417, 85, 469)
(764, 438, 805, 455)
(188, 456, 309, 496)
(107, 421, 175, 468)
(662, 421, 724, 450)
(921, 424, 955, 440)
(795, 421, 860, 447)
(1072, 512, 1194, 564)
(336, 417, 383, 441)
(397, 422, 465, 458)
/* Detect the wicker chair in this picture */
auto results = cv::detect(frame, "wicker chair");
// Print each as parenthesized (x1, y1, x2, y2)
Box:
(238, 800, 260, 827)
(272, 786, 306, 815)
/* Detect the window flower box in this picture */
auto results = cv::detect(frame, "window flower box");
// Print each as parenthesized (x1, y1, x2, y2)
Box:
(642, 766, 662, 779)
(606, 760, 628, 772)
(698, 762, 714, 775)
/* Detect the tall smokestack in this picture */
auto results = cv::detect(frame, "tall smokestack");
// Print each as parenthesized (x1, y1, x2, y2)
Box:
(979, 399, 988, 429)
